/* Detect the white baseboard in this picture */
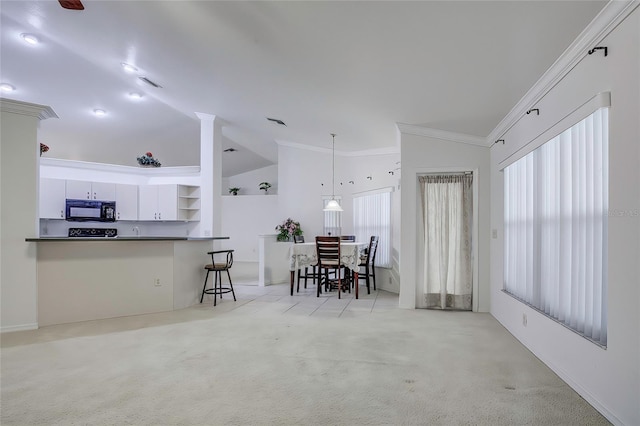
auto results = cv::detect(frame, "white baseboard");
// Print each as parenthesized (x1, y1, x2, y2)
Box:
(495, 316, 623, 426)
(1, 323, 38, 333)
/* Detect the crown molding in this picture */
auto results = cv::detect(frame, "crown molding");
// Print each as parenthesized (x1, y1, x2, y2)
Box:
(396, 123, 487, 147)
(275, 139, 399, 157)
(40, 157, 200, 176)
(0, 98, 58, 120)
(487, 0, 639, 144)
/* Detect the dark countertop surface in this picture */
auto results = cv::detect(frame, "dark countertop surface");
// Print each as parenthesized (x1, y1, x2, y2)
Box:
(26, 236, 229, 242)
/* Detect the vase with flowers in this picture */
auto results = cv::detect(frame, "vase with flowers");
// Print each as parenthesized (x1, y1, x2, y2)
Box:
(275, 218, 302, 242)
(40, 143, 49, 156)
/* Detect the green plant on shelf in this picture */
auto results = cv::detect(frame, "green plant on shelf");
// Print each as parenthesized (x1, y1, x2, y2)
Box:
(228, 187, 240, 196)
(259, 182, 271, 193)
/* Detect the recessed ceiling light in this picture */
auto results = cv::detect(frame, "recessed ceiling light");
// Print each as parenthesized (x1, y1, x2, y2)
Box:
(21, 33, 39, 45)
(0, 83, 16, 93)
(93, 109, 106, 117)
(128, 92, 143, 100)
(121, 62, 138, 73)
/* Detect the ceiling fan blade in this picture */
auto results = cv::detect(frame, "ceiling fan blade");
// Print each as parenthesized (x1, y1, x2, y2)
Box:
(58, 0, 84, 10)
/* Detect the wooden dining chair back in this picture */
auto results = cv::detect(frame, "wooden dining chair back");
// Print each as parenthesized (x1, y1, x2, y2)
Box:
(340, 235, 356, 241)
(358, 236, 379, 293)
(315, 236, 344, 298)
(294, 235, 316, 291)
(200, 249, 236, 306)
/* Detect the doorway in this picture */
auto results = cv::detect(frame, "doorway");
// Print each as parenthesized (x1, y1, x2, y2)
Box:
(416, 173, 474, 310)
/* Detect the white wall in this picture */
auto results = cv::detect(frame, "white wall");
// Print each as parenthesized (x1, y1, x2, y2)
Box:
(0, 100, 55, 332)
(220, 194, 280, 262)
(224, 164, 278, 196)
(489, 8, 639, 425)
(399, 134, 490, 311)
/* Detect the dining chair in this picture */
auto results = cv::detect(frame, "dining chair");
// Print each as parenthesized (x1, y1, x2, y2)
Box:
(200, 249, 236, 306)
(339, 235, 356, 286)
(315, 236, 345, 298)
(357, 236, 379, 293)
(294, 235, 316, 291)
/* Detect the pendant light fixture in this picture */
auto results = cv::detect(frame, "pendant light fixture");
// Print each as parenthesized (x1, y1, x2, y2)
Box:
(323, 133, 343, 212)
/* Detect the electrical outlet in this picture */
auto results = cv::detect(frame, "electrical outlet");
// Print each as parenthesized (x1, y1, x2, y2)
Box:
(154, 278, 161, 287)
(522, 313, 527, 327)
(388, 276, 392, 284)
(492, 229, 498, 239)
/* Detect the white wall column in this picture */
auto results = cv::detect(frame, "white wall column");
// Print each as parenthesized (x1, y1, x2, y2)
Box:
(194, 113, 223, 244)
(1, 99, 57, 332)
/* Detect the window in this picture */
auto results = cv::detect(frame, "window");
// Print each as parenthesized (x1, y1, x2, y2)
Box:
(353, 189, 392, 268)
(322, 197, 342, 236)
(504, 108, 608, 346)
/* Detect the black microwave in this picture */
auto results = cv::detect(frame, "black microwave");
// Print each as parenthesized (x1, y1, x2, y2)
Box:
(65, 199, 116, 222)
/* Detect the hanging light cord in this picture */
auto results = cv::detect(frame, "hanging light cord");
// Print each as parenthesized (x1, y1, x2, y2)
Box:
(331, 133, 336, 199)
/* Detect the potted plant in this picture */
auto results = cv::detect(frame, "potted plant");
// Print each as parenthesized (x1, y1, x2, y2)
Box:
(275, 218, 303, 242)
(228, 187, 240, 196)
(259, 182, 272, 194)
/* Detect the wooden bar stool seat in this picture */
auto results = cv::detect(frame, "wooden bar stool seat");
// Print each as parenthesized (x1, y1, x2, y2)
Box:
(200, 249, 236, 306)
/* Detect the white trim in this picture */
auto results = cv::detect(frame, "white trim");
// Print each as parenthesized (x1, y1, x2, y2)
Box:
(498, 92, 611, 170)
(276, 139, 399, 156)
(397, 123, 487, 147)
(497, 317, 622, 426)
(487, 1, 639, 144)
(353, 186, 395, 197)
(0, 98, 57, 120)
(40, 157, 200, 176)
(1, 323, 38, 333)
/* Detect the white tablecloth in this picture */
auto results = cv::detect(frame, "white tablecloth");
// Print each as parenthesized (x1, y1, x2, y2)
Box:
(288, 242, 365, 272)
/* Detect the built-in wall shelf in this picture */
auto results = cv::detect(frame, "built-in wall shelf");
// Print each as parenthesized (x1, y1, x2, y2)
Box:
(178, 185, 201, 222)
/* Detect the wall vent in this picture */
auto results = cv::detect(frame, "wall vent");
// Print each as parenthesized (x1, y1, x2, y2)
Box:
(267, 117, 286, 126)
(139, 77, 162, 88)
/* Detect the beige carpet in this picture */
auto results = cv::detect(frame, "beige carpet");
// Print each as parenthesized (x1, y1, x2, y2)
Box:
(1, 284, 609, 425)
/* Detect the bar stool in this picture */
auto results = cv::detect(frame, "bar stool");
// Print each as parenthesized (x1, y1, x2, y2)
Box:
(200, 249, 236, 306)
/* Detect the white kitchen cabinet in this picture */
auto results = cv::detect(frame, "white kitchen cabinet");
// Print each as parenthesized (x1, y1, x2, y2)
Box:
(115, 184, 138, 221)
(66, 180, 116, 201)
(40, 178, 66, 219)
(138, 184, 200, 221)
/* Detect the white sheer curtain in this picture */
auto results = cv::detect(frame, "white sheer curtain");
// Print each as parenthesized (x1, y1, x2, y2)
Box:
(419, 174, 473, 310)
(353, 190, 391, 268)
(504, 108, 608, 346)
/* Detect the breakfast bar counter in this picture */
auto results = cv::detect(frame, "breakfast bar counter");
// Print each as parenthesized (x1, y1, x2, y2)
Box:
(29, 237, 229, 326)
(26, 236, 226, 242)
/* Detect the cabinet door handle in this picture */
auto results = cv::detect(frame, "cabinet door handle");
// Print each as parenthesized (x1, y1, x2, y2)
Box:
(86, 192, 90, 199)
(60, 210, 64, 218)
(158, 212, 162, 220)
(154, 213, 157, 220)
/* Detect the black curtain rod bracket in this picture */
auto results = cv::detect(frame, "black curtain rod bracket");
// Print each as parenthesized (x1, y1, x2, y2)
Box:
(494, 139, 505, 145)
(526, 108, 540, 116)
(588, 46, 608, 57)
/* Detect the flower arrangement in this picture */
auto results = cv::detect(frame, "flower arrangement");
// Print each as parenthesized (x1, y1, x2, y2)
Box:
(259, 182, 272, 193)
(137, 151, 162, 167)
(275, 218, 303, 242)
(40, 143, 49, 156)
(228, 187, 240, 196)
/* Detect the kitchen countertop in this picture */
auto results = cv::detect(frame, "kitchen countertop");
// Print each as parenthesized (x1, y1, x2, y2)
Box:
(26, 236, 229, 242)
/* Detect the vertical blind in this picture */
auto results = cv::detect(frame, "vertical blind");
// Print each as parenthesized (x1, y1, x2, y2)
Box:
(504, 107, 608, 345)
(353, 191, 391, 268)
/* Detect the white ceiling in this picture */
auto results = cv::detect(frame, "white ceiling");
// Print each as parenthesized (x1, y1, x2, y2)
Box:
(1, 1, 606, 176)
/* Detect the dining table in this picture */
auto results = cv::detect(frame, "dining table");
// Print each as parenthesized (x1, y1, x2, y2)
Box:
(288, 241, 366, 298)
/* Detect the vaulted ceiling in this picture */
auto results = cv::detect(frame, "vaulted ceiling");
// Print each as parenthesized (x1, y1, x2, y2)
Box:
(1, 1, 606, 175)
